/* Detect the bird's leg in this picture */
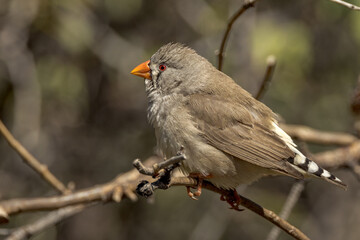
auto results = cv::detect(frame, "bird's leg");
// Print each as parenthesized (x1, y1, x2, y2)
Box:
(186, 173, 211, 200)
(220, 189, 244, 211)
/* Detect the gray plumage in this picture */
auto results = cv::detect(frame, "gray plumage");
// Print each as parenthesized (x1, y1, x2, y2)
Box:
(142, 42, 346, 190)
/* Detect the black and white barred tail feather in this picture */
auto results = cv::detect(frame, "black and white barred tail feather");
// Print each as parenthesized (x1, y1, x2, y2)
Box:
(287, 155, 347, 189)
(272, 122, 347, 189)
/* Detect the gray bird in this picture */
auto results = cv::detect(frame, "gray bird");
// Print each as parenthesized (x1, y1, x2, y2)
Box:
(131, 43, 346, 207)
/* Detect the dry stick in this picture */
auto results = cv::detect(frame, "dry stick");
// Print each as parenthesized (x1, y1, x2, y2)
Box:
(168, 177, 310, 240)
(280, 124, 356, 146)
(255, 55, 277, 100)
(217, 0, 257, 71)
(0, 157, 158, 222)
(328, 0, 360, 10)
(133, 154, 186, 176)
(265, 181, 305, 240)
(4, 204, 94, 240)
(0, 120, 70, 195)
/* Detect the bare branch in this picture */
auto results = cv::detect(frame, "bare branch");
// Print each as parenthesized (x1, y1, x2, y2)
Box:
(280, 124, 356, 146)
(133, 154, 186, 176)
(0, 157, 158, 222)
(328, 0, 360, 10)
(314, 141, 360, 168)
(0, 120, 70, 195)
(165, 177, 310, 240)
(266, 181, 305, 240)
(217, 0, 257, 71)
(256, 55, 277, 100)
(4, 204, 94, 240)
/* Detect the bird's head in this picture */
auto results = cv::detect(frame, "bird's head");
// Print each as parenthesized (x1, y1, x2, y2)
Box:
(131, 43, 213, 96)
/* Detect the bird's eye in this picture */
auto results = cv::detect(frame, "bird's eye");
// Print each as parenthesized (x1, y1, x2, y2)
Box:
(159, 64, 166, 71)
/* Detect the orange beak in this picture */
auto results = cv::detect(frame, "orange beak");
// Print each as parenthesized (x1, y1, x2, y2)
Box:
(130, 60, 151, 79)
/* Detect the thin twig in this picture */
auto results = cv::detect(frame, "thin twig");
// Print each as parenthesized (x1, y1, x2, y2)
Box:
(266, 181, 305, 240)
(133, 154, 186, 176)
(280, 124, 356, 146)
(217, 0, 257, 71)
(0, 120, 70, 195)
(256, 55, 277, 100)
(328, 0, 360, 10)
(4, 204, 94, 240)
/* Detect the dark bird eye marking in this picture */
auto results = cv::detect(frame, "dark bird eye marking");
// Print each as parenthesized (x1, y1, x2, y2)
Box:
(159, 64, 166, 71)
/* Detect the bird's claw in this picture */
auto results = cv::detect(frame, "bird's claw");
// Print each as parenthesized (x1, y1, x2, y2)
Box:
(187, 187, 199, 200)
(220, 190, 244, 211)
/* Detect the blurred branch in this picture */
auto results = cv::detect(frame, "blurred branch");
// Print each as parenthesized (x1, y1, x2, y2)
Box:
(280, 124, 357, 146)
(255, 55, 277, 100)
(266, 181, 305, 240)
(0, 157, 158, 223)
(314, 141, 360, 168)
(217, 0, 257, 71)
(135, 159, 310, 240)
(0, 120, 70, 196)
(4, 204, 94, 240)
(0, 0, 42, 142)
(280, 125, 360, 168)
(0, 228, 12, 236)
(328, 0, 360, 10)
(347, 161, 360, 180)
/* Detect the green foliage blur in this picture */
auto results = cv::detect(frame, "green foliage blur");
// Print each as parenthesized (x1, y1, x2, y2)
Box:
(0, 0, 359, 239)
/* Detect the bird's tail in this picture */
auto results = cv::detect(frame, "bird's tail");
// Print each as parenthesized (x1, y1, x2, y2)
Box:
(272, 121, 346, 189)
(287, 152, 347, 189)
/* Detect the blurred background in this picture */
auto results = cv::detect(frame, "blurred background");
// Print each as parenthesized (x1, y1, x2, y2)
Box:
(0, 0, 359, 239)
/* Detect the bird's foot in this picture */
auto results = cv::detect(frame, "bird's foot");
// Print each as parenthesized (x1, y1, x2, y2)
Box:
(220, 189, 244, 211)
(186, 173, 211, 200)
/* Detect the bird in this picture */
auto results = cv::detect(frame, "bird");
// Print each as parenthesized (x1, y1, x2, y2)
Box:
(131, 42, 346, 208)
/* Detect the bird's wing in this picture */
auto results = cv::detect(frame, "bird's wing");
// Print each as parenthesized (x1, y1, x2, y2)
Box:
(186, 94, 303, 179)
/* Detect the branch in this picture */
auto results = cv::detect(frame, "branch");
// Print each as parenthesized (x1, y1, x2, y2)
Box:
(347, 161, 360, 180)
(256, 55, 277, 100)
(266, 181, 305, 240)
(135, 159, 310, 240)
(280, 124, 357, 146)
(133, 154, 186, 176)
(4, 204, 94, 240)
(314, 141, 360, 168)
(142, 176, 310, 240)
(328, 0, 360, 10)
(0, 0, 42, 142)
(217, 0, 257, 71)
(0, 157, 159, 223)
(0, 120, 70, 195)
